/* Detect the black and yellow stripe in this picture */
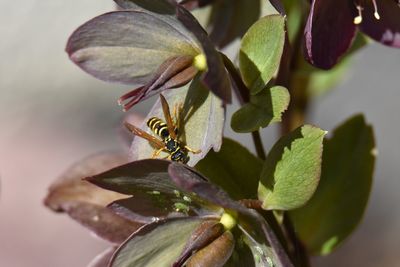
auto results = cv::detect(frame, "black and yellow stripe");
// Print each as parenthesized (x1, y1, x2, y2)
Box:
(147, 117, 169, 139)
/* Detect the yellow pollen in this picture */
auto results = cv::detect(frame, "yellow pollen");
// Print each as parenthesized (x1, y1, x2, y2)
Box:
(353, 1, 380, 24)
(354, 5, 363, 24)
(193, 53, 207, 71)
(220, 211, 237, 231)
(372, 0, 380, 20)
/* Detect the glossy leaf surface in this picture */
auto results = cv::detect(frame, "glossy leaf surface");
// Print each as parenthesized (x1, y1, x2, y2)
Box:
(290, 115, 375, 255)
(258, 125, 326, 210)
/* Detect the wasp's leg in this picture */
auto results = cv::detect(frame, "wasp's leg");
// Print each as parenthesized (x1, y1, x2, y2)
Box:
(184, 146, 201, 154)
(152, 147, 165, 158)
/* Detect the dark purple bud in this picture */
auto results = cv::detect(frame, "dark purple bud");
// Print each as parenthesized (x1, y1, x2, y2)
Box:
(185, 231, 235, 267)
(174, 220, 224, 267)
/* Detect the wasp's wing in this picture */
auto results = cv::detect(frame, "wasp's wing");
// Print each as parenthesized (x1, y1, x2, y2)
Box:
(124, 122, 165, 149)
(160, 94, 177, 139)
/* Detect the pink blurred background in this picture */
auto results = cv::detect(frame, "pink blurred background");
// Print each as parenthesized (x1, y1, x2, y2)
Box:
(1, 1, 399, 266)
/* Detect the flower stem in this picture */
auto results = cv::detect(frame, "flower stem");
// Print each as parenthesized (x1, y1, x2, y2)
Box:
(221, 53, 267, 160)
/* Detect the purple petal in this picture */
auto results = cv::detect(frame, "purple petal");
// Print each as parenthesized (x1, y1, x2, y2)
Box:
(66, 11, 199, 85)
(66, 202, 142, 244)
(118, 55, 197, 110)
(168, 163, 294, 267)
(168, 163, 249, 213)
(359, 0, 400, 47)
(304, 0, 357, 69)
(87, 247, 117, 267)
(175, 4, 232, 103)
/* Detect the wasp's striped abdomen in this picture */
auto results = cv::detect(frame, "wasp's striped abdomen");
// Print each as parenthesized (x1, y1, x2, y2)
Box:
(147, 117, 170, 139)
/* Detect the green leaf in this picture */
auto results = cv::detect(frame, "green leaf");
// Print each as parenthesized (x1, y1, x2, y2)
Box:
(281, 0, 302, 44)
(258, 125, 326, 210)
(67, 11, 200, 85)
(195, 138, 262, 200)
(130, 77, 224, 166)
(239, 15, 285, 94)
(231, 86, 290, 133)
(289, 115, 375, 255)
(110, 217, 205, 267)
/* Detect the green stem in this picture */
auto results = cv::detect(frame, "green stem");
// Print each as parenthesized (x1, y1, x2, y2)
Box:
(275, 4, 312, 266)
(251, 131, 266, 160)
(283, 215, 311, 267)
(221, 53, 266, 160)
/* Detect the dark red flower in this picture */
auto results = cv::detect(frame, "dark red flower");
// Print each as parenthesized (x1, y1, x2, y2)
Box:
(304, 0, 400, 69)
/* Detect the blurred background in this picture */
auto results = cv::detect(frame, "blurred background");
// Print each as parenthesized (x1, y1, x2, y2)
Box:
(0, 1, 399, 266)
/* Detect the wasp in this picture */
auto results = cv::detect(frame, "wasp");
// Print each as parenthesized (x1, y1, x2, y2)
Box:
(124, 94, 201, 163)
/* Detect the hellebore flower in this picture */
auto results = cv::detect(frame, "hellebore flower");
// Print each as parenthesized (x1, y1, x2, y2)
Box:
(84, 159, 294, 267)
(304, 0, 400, 69)
(66, 0, 230, 111)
